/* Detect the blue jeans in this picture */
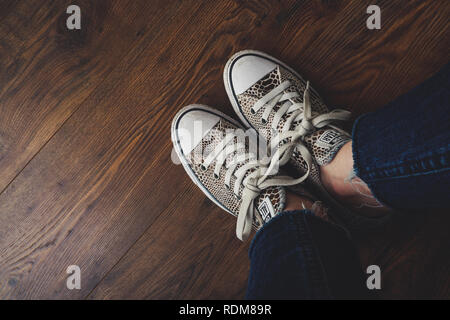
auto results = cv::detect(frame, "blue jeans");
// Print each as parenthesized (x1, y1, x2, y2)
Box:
(246, 64, 450, 299)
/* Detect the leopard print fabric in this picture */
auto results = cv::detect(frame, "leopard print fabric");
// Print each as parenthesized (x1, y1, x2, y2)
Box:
(237, 66, 350, 170)
(185, 118, 286, 228)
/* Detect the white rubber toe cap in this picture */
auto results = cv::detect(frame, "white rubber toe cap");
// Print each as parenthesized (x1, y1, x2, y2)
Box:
(176, 109, 220, 155)
(230, 54, 277, 95)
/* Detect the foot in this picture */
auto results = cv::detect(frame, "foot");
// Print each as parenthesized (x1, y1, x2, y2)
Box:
(224, 50, 390, 230)
(320, 141, 393, 217)
(171, 104, 328, 240)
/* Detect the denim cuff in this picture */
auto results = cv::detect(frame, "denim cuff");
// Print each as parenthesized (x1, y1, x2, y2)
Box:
(351, 114, 391, 208)
(350, 64, 450, 210)
(249, 209, 311, 258)
(246, 210, 332, 299)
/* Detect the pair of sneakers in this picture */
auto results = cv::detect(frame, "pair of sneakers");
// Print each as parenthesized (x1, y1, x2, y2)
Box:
(172, 50, 387, 241)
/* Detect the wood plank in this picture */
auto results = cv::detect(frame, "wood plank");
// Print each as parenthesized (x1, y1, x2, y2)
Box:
(356, 209, 450, 299)
(0, 0, 162, 191)
(89, 0, 450, 299)
(88, 181, 251, 299)
(0, 0, 235, 299)
(0, 0, 449, 300)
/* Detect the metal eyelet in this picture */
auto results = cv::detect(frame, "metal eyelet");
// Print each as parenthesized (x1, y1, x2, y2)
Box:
(234, 194, 241, 200)
(225, 184, 230, 190)
(200, 164, 207, 171)
(213, 173, 219, 180)
(261, 118, 267, 124)
(250, 108, 256, 115)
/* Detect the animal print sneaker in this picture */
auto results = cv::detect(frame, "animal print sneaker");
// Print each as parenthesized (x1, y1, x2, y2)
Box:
(224, 50, 390, 230)
(171, 104, 329, 240)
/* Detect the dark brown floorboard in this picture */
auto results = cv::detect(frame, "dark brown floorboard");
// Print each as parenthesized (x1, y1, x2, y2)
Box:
(0, 0, 449, 299)
(0, 0, 168, 192)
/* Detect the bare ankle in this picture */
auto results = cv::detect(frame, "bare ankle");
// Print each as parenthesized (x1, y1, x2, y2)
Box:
(320, 141, 355, 198)
(320, 141, 392, 214)
(284, 191, 314, 212)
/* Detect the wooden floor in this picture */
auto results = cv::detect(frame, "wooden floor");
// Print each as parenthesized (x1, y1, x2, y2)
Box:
(0, 0, 448, 299)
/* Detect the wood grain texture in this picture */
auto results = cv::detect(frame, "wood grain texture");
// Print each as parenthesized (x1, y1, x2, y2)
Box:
(0, 0, 162, 192)
(0, 0, 449, 299)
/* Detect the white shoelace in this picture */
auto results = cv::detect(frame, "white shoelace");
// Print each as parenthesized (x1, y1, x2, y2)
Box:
(203, 81, 351, 241)
(253, 80, 351, 135)
(255, 80, 351, 175)
(201, 132, 310, 241)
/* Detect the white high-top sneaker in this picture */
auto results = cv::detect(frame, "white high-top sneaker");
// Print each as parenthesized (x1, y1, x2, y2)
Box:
(224, 50, 390, 231)
(171, 104, 329, 240)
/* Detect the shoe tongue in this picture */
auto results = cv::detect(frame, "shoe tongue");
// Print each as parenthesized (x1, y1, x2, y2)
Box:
(303, 128, 350, 166)
(254, 186, 286, 224)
